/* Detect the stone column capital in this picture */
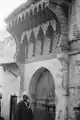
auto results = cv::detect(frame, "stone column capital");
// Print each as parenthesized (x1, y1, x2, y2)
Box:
(57, 52, 69, 64)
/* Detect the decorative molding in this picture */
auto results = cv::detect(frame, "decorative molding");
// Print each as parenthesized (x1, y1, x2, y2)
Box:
(73, 24, 80, 40)
(51, 20, 57, 31)
(26, 30, 32, 41)
(7, 0, 68, 64)
(33, 26, 40, 38)
(50, 5, 68, 48)
(41, 22, 49, 35)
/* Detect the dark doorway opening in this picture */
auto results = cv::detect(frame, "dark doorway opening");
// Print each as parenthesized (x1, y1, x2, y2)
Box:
(9, 95, 17, 120)
(29, 67, 56, 120)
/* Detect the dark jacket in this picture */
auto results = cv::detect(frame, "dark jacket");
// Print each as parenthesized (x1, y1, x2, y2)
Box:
(14, 100, 33, 120)
(0, 116, 5, 120)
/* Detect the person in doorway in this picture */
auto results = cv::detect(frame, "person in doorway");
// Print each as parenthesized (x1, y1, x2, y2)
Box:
(14, 93, 33, 120)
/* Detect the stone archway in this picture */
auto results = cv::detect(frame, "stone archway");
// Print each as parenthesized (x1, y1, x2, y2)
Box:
(29, 67, 57, 120)
(23, 58, 68, 120)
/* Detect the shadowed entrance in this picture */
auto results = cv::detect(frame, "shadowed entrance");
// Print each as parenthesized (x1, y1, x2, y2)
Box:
(29, 67, 56, 120)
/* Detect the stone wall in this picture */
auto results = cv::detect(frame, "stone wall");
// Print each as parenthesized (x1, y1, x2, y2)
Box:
(68, 0, 80, 119)
(0, 68, 20, 120)
(68, 54, 80, 119)
(23, 58, 68, 120)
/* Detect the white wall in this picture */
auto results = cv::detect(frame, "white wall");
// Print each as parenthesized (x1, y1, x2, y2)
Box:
(3, 41, 16, 63)
(0, 68, 20, 120)
(24, 58, 62, 95)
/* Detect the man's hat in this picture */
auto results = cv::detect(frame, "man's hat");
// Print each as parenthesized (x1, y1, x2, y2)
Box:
(22, 91, 29, 99)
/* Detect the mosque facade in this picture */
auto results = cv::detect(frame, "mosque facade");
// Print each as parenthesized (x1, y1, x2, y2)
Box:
(5, 0, 80, 120)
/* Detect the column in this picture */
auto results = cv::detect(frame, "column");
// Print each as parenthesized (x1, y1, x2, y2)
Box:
(56, 53, 69, 120)
(17, 63, 24, 100)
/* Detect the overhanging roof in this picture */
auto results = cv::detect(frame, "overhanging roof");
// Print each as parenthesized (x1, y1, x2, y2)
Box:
(0, 62, 19, 77)
(5, 1, 34, 23)
(5, 0, 70, 23)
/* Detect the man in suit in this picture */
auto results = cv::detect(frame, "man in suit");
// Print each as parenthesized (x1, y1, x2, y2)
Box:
(14, 93, 33, 120)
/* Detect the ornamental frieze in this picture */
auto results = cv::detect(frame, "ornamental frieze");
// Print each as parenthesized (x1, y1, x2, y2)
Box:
(17, 18, 60, 63)
(6, 0, 68, 64)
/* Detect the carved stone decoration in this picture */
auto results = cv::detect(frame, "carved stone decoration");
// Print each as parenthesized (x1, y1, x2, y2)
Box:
(23, 34, 28, 60)
(48, 5, 68, 51)
(68, 55, 80, 120)
(20, 33, 28, 62)
(26, 30, 32, 41)
(73, 24, 80, 40)
(36, 40, 41, 56)
(41, 22, 49, 35)
(56, 53, 69, 120)
(36, 27, 44, 55)
(46, 23, 54, 53)
(75, 60, 80, 85)
(21, 32, 25, 44)
(6, 0, 69, 62)
(28, 31, 36, 58)
(28, 43, 33, 58)
(33, 26, 40, 38)
(46, 23, 54, 38)
(51, 20, 57, 32)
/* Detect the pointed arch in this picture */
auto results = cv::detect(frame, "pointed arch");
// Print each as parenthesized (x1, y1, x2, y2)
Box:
(46, 23, 54, 38)
(23, 34, 28, 59)
(29, 31, 36, 57)
(34, 7, 38, 27)
(29, 67, 56, 113)
(29, 31, 36, 43)
(46, 23, 55, 53)
(37, 27, 44, 54)
(37, 27, 44, 41)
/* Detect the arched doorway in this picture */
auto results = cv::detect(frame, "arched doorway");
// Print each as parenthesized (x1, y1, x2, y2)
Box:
(29, 67, 56, 120)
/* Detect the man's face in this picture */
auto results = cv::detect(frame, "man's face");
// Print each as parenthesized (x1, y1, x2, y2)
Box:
(23, 95, 28, 102)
